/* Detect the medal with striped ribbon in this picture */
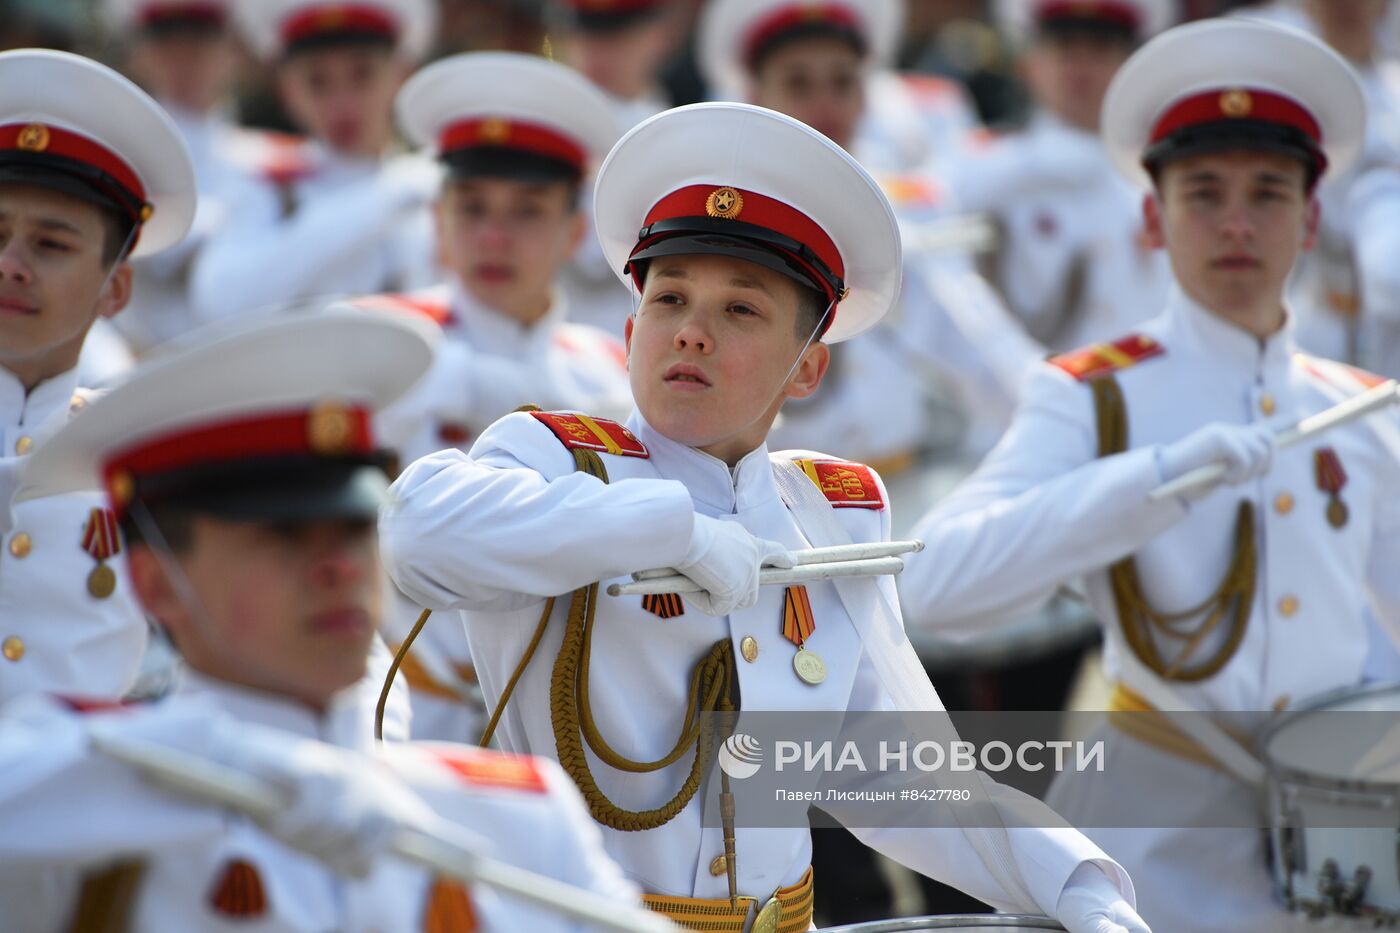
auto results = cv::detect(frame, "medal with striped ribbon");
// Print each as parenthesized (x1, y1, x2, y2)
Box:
(82, 507, 120, 599)
(782, 585, 825, 685)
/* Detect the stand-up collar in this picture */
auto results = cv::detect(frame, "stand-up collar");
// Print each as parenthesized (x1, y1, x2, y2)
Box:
(449, 278, 565, 359)
(175, 668, 382, 749)
(628, 411, 780, 516)
(1160, 285, 1296, 378)
(176, 669, 324, 739)
(0, 366, 79, 442)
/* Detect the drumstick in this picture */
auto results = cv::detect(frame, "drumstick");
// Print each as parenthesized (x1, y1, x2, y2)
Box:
(89, 731, 682, 933)
(607, 556, 906, 597)
(1147, 379, 1399, 503)
(629, 540, 924, 582)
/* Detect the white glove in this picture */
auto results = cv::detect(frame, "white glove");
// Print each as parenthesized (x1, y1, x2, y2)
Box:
(207, 720, 434, 877)
(1157, 421, 1275, 501)
(674, 514, 793, 616)
(1056, 863, 1152, 933)
(87, 707, 432, 879)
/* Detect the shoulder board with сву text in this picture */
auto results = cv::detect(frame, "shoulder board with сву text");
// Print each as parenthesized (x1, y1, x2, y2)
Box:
(425, 744, 547, 793)
(531, 411, 649, 458)
(792, 458, 884, 510)
(1049, 333, 1165, 382)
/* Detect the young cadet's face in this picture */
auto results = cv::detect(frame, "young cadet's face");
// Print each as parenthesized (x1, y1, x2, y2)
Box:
(1146, 150, 1318, 329)
(0, 185, 131, 389)
(1023, 33, 1132, 132)
(128, 31, 239, 113)
(434, 177, 584, 323)
(277, 45, 406, 156)
(749, 38, 865, 149)
(625, 253, 829, 465)
(133, 516, 382, 710)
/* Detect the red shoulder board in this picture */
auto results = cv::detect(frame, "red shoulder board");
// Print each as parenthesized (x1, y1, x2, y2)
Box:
(900, 74, 961, 104)
(355, 292, 456, 328)
(1049, 333, 1164, 382)
(879, 174, 943, 210)
(531, 412, 648, 458)
(427, 746, 547, 794)
(228, 129, 317, 185)
(1298, 353, 1389, 391)
(793, 459, 884, 510)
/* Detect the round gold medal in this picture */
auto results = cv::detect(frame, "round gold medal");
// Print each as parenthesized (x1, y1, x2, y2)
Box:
(87, 564, 116, 599)
(751, 897, 781, 933)
(793, 648, 827, 685)
(1327, 499, 1349, 529)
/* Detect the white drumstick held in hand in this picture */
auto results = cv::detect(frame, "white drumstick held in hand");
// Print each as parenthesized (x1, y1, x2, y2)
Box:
(1147, 379, 1399, 504)
(609, 556, 907, 597)
(90, 731, 682, 933)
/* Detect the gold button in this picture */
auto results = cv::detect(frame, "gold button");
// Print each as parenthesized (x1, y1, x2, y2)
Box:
(14, 435, 32, 455)
(8, 532, 31, 558)
(1278, 595, 1299, 617)
(740, 636, 759, 663)
(709, 855, 727, 877)
(1274, 492, 1294, 515)
(1260, 394, 1276, 416)
(2, 636, 23, 662)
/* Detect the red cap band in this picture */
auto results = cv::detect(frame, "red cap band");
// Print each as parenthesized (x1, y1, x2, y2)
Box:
(1037, 0, 1141, 30)
(1150, 88, 1322, 146)
(138, 2, 227, 27)
(102, 405, 374, 518)
(439, 118, 586, 170)
(632, 183, 845, 302)
(0, 122, 149, 221)
(743, 4, 864, 67)
(281, 4, 397, 47)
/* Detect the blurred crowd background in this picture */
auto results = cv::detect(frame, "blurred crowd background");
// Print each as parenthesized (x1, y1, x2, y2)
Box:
(0, 0, 1334, 134)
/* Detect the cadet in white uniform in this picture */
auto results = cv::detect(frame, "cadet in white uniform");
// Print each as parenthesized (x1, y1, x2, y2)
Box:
(900, 20, 1395, 933)
(3, 307, 639, 932)
(364, 51, 634, 743)
(941, 0, 1174, 371)
(190, 0, 439, 323)
(99, 0, 252, 358)
(0, 49, 196, 704)
(381, 101, 1151, 933)
(697, 0, 1031, 466)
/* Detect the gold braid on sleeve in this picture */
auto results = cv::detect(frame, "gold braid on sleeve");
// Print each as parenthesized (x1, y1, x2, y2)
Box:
(1090, 376, 1257, 681)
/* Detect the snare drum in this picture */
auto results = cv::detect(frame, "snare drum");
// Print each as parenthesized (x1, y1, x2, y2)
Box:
(817, 917, 1064, 932)
(1262, 682, 1400, 923)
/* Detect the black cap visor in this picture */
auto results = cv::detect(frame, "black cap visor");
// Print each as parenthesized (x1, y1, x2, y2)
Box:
(130, 456, 391, 523)
(629, 232, 831, 302)
(283, 30, 396, 58)
(441, 146, 582, 185)
(553, 7, 667, 33)
(1037, 16, 1139, 44)
(1143, 120, 1325, 186)
(0, 156, 144, 230)
(139, 14, 228, 39)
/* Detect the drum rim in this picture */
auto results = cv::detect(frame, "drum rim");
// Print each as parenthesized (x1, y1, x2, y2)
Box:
(1260, 680, 1400, 793)
(817, 915, 1066, 932)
